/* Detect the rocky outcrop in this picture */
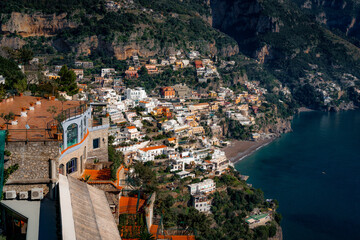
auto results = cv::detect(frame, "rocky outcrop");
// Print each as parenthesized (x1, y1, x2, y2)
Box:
(112, 40, 160, 60)
(1, 12, 78, 37)
(269, 225, 283, 240)
(0, 36, 26, 49)
(262, 118, 292, 135)
(74, 36, 99, 56)
(255, 44, 271, 63)
(219, 44, 239, 57)
(210, 0, 281, 58)
(296, 0, 360, 39)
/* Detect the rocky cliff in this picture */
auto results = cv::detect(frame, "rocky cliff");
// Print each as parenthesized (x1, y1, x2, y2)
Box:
(211, 0, 360, 109)
(211, 0, 282, 57)
(0, 1, 239, 59)
(292, 0, 360, 40)
(1, 12, 78, 37)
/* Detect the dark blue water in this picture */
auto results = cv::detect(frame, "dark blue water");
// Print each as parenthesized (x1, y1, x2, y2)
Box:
(235, 110, 360, 240)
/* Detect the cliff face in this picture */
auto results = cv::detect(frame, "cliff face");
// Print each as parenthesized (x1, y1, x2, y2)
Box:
(211, 0, 281, 58)
(293, 0, 360, 40)
(1, 12, 78, 37)
(0, 8, 238, 60)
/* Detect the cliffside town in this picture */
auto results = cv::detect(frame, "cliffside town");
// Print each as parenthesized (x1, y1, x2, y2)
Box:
(1, 0, 360, 239)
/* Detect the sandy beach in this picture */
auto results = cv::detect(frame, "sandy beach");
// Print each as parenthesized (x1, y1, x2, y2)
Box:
(223, 138, 275, 163)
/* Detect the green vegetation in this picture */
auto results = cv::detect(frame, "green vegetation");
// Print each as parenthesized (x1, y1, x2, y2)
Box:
(226, 118, 252, 140)
(129, 162, 157, 193)
(57, 65, 78, 96)
(154, 167, 281, 240)
(0, 0, 106, 14)
(4, 164, 19, 184)
(0, 56, 27, 94)
(108, 136, 124, 180)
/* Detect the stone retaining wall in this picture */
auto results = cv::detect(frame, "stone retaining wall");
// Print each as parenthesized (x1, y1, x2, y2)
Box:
(3, 141, 59, 196)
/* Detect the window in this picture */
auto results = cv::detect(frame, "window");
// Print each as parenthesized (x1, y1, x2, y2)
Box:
(80, 122, 83, 140)
(67, 123, 78, 147)
(66, 158, 77, 174)
(59, 164, 64, 175)
(83, 116, 87, 135)
(93, 138, 100, 149)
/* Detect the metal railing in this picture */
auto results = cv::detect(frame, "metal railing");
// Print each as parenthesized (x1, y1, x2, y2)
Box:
(47, 103, 88, 129)
(6, 128, 59, 142)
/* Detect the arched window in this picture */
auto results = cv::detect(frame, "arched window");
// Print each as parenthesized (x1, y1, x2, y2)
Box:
(59, 164, 64, 175)
(67, 123, 78, 147)
(66, 158, 77, 174)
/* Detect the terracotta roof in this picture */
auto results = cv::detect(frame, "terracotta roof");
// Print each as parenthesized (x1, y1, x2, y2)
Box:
(126, 126, 137, 129)
(119, 196, 146, 214)
(194, 103, 209, 106)
(82, 169, 111, 181)
(168, 137, 176, 141)
(139, 145, 167, 152)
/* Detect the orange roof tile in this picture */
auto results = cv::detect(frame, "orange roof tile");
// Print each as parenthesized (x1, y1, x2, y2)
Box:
(126, 126, 137, 129)
(139, 145, 167, 152)
(82, 169, 111, 181)
(119, 196, 146, 214)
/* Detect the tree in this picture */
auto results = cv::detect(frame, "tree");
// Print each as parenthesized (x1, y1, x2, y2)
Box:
(0, 56, 27, 92)
(0, 85, 6, 100)
(19, 48, 34, 64)
(130, 162, 157, 192)
(13, 78, 27, 94)
(274, 212, 282, 224)
(47, 106, 58, 125)
(58, 65, 79, 96)
(58, 95, 67, 112)
(0, 112, 15, 129)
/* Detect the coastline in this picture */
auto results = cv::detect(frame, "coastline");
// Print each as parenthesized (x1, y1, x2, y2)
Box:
(223, 138, 276, 164)
(297, 107, 314, 113)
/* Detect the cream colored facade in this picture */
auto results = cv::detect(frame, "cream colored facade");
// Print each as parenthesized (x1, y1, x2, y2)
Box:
(58, 107, 109, 178)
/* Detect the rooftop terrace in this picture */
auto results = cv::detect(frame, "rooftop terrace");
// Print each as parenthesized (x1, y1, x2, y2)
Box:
(0, 96, 83, 141)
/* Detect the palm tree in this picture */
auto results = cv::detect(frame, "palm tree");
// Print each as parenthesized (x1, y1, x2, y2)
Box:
(139, 231, 155, 240)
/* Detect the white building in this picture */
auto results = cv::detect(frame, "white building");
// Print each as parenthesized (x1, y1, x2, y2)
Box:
(116, 140, 150, 152)
(97, 88, 121, 102)
(126, 87, 147, 101)
(210, 149, 230, 175)
(101, 68, 116, 77)
(107, 107, 126, 124)
(139, 100, 156, 113)
(137, 145, 167, 162)
(193, 194, 211, 213)
(188, 179, 215, 195)
(125, 112, 137, 123)
(123, 126, 140, 140)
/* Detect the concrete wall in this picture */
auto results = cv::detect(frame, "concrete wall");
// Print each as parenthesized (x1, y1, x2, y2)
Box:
(145, 192, 156, 232)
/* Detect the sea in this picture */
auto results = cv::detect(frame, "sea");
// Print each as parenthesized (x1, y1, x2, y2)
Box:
(235, 110, 360, 240)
